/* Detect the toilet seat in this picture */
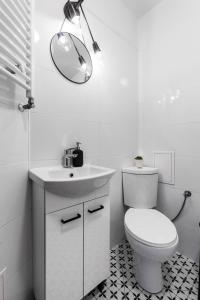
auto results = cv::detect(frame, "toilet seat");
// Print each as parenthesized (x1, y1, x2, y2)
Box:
(125, 208, 178, 248)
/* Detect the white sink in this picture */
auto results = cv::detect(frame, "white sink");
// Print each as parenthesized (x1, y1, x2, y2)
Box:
(29, 164, 116, 196)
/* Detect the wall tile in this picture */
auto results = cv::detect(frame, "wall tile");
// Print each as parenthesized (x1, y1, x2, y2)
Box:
(157, 183, 200, 262)
(139, 0, 200, 260)
(0, 211, 32, 279)
(4, 260, 33, 300)
(0, 106, 28, 166)
(0, 163, 30, 228)
(0, 33, 31, 300)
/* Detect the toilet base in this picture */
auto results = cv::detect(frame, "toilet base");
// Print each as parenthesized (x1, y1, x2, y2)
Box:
(135, 252, 163, 294)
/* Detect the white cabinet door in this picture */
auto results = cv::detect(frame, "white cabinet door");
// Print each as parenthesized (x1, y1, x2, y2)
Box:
(46, 205, 83, 300)
(84, 197, 110, 296)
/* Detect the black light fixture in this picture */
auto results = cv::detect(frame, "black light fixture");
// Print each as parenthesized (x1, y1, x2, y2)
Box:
(79, 5, 101, 55)
(78, 55, 87, 71)
(57, 18, 67, 44)
(63, 1, 82, 25)
(69, 34, 87, 71)
(63, 0, 101, 55)
(93, 41, 101, 54)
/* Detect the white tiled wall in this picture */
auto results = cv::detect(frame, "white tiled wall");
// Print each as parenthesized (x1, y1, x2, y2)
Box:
(0, 81, 32, 298)
(31, 0, 138, 248)
(138, 0, 200, 261)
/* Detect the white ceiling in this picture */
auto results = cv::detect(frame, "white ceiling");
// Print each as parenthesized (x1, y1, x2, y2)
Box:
(123, 0, 162, 17)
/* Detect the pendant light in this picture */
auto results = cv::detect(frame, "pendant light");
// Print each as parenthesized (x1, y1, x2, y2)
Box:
(63, 1, 81, 25)
(63, 0, 101, 56)
(80, 5, 101, 56)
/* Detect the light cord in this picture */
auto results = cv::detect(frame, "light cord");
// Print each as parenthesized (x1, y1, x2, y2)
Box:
(80, 5, 95, 43)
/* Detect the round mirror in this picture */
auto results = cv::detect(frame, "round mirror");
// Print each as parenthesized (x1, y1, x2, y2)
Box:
(50, 32, 93, 84)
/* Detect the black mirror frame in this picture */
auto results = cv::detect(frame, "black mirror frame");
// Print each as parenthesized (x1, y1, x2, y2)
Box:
(50, 32, 93, 85)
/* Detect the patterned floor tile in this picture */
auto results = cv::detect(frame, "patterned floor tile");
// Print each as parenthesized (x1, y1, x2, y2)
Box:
(96, 286, 125, 300)
(124, 286, 147, 300)
(84, 240, 199, 300)
(84, 287, 99, 300)
(105, 276, 125, 290)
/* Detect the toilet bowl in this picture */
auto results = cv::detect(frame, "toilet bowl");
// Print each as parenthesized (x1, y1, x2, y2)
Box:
(122, 166, 179, 293)
(125, 208, 178, 293)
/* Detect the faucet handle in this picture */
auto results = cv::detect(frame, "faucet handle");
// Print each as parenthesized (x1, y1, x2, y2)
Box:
(63, 148, 77, 168)
(65, 147, 75, 155)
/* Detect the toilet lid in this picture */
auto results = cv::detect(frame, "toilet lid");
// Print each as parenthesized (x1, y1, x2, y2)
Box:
(122, 167, 158, 175)
(125, 209, 177, 248)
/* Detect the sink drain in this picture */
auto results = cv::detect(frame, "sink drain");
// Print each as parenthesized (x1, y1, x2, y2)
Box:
(69, 173, 74, 178)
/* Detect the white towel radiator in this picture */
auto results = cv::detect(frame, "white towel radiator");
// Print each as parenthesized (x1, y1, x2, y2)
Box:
(0, 0, 34, 111)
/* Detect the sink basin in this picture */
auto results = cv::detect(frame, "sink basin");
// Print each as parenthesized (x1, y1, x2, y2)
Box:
(29, 164, 116, 196)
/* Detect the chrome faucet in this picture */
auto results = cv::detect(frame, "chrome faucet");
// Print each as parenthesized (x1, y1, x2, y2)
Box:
(63, 148, 77, 168)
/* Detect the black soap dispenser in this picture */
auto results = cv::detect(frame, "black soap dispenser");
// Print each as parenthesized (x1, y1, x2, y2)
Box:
(73, 142, 83, 167)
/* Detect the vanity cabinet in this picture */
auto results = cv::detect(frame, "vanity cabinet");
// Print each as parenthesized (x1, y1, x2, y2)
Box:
(84, 197, 110, 296)
(32, 183, 110, 300)
(46, 204, 83, 300)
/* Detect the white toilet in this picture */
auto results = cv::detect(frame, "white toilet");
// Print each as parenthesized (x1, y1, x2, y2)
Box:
(122, 167, 179, 294)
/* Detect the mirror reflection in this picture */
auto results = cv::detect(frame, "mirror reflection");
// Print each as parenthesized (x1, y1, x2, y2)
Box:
(50, 32, 93, 84)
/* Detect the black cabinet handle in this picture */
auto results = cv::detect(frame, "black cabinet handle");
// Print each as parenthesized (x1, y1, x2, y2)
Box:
(88, 205, 104, 214)
(61, 213, 81, 224)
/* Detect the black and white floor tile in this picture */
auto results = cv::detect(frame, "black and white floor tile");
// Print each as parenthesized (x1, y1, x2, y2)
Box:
(83, 240, 199, 300)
